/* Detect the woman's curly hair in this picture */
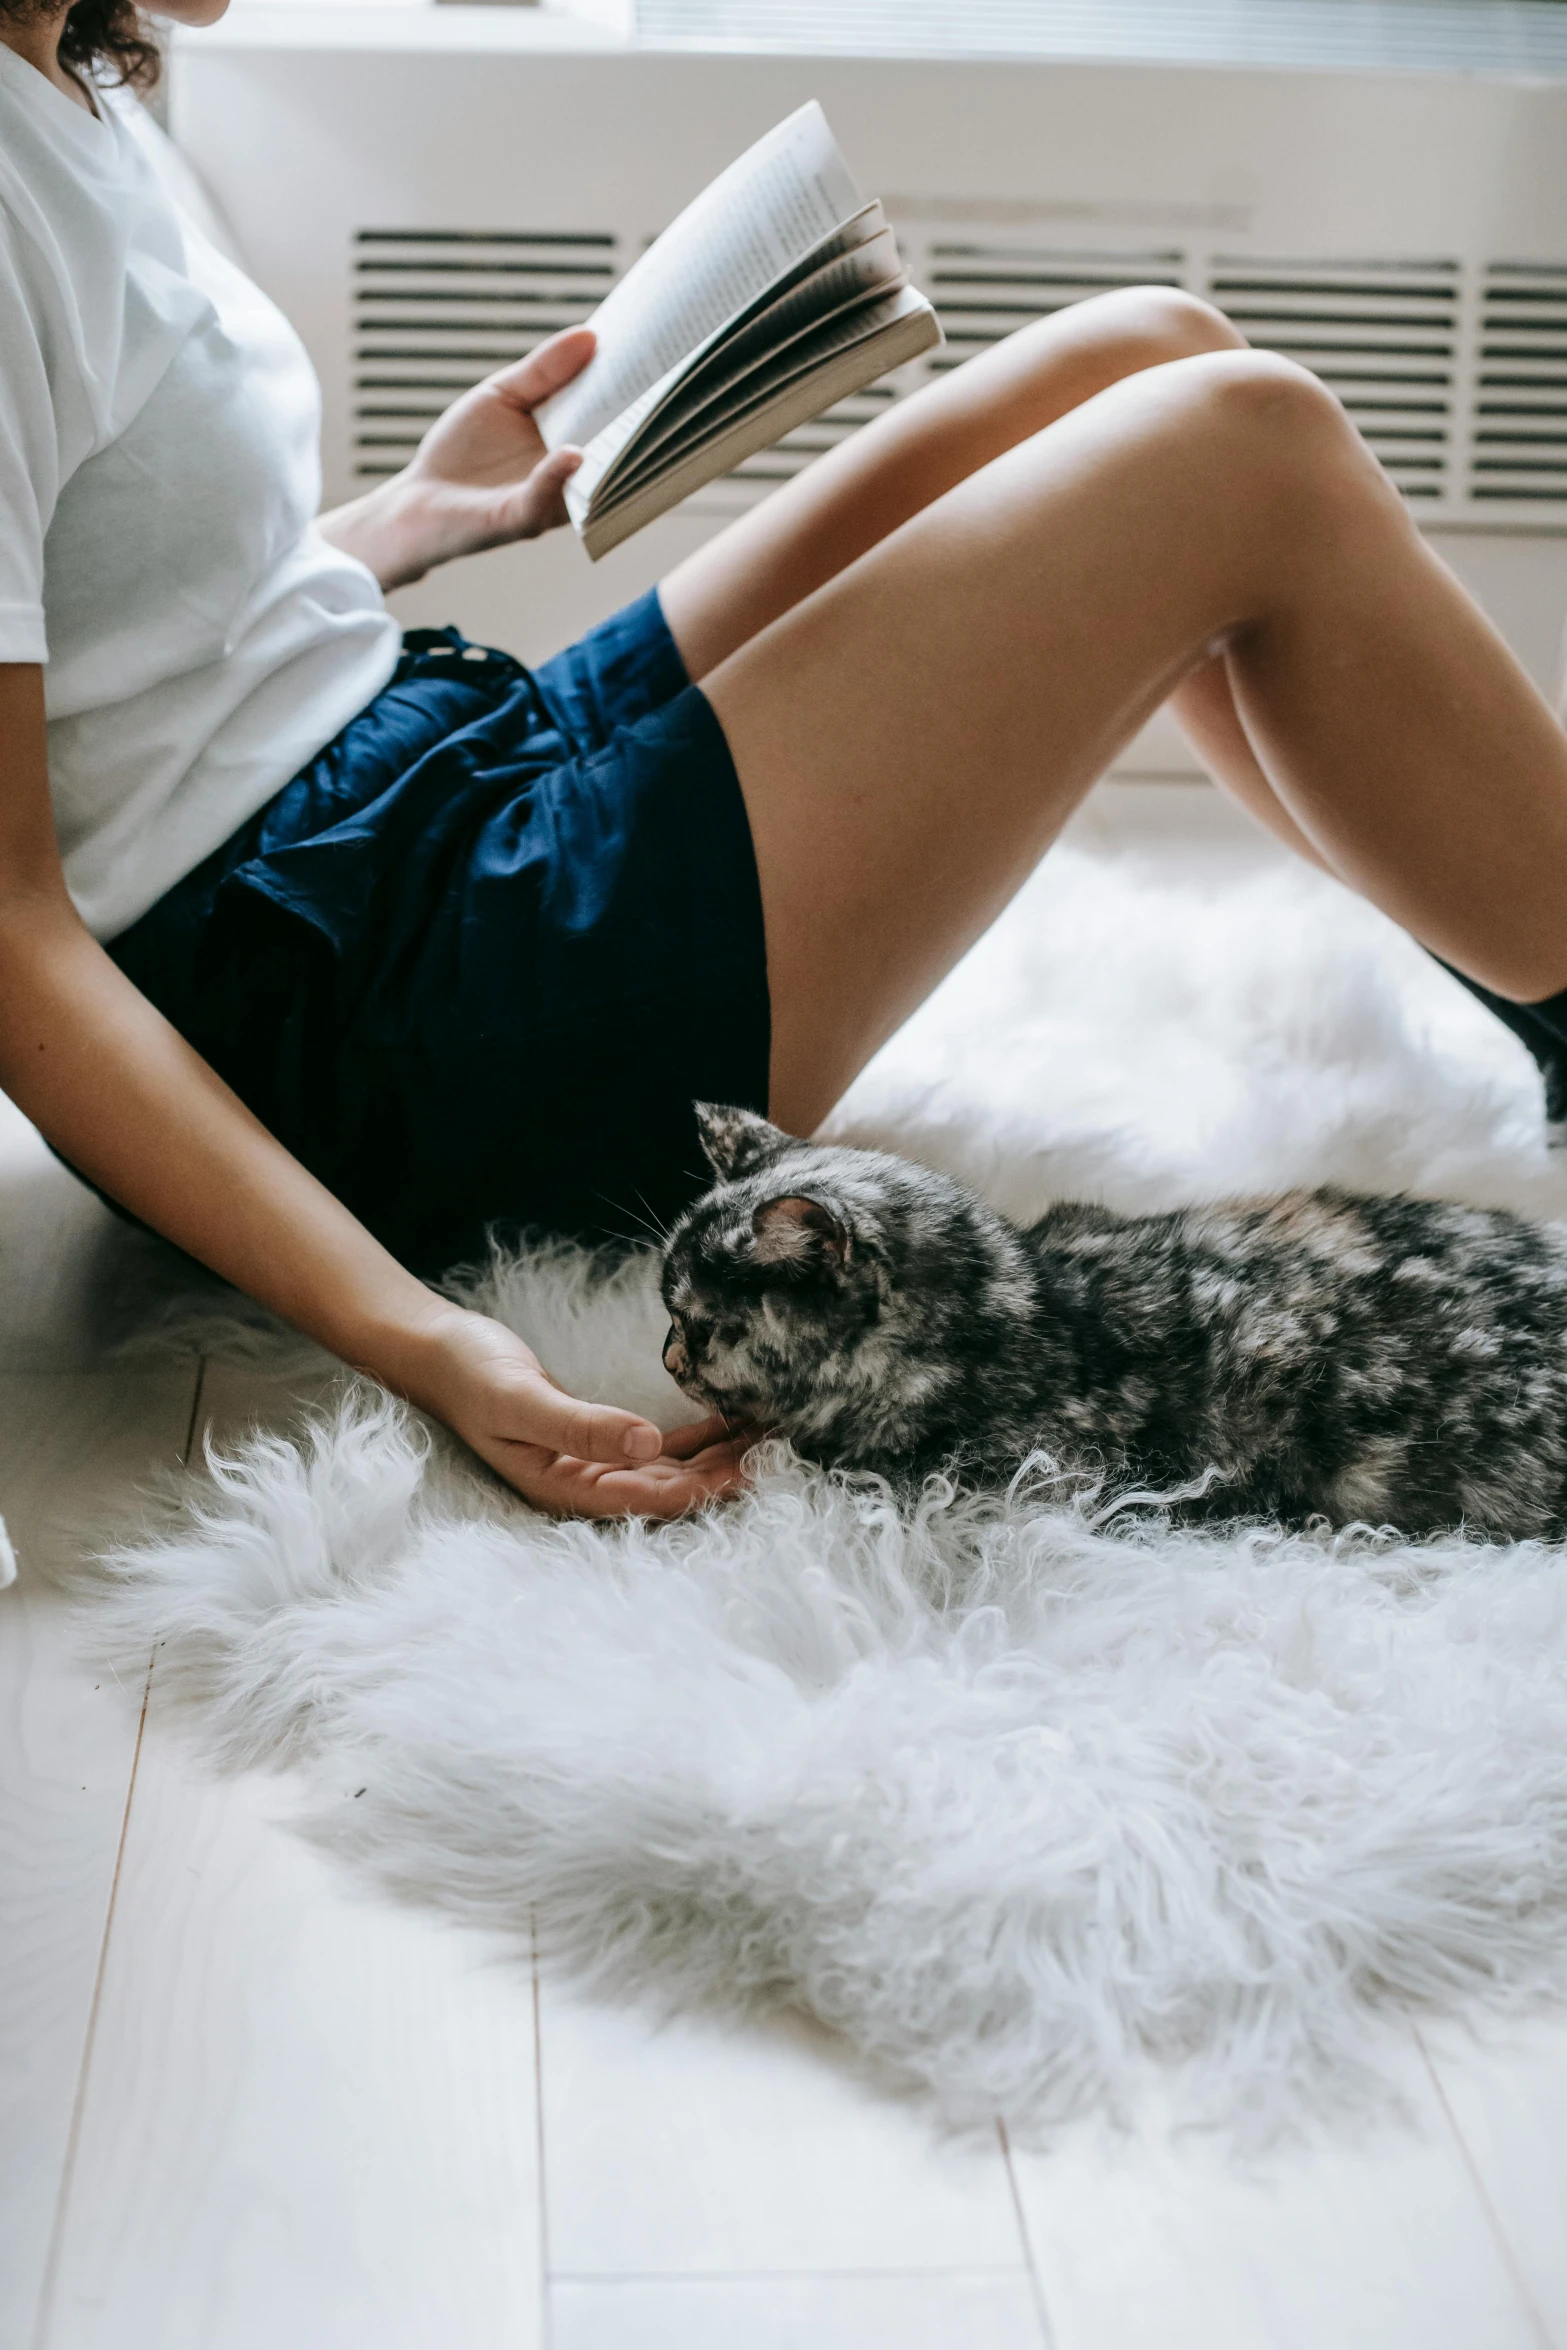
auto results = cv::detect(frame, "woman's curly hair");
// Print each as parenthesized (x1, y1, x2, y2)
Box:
(1, 0, 160, 90)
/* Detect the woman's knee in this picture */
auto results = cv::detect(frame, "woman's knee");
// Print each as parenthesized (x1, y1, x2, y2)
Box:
(1053, 284, 1246, 372)
(1181, 347, 1391, 511)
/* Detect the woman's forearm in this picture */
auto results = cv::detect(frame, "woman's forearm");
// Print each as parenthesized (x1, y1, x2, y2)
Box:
(319, 477, 432, 593)
(0, 889, 455, 1391)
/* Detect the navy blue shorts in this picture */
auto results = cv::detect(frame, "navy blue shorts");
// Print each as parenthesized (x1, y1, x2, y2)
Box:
(106, 590, 771, 1276)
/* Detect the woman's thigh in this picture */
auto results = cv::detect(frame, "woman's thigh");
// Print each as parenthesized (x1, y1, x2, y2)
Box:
(661, 286, 1245, 681)
(702, 347, 1567, 1135)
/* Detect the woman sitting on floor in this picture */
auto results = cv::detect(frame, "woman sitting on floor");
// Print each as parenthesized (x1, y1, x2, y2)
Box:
(5, 0, 1567, 1518)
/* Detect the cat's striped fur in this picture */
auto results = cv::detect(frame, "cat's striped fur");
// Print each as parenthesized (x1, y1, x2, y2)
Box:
(661, 1103, 1567, 1536)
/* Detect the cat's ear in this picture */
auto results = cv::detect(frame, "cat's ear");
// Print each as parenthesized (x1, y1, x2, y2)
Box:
(694, 1101, 795, 1183)
(752, 1194, 850, 1271)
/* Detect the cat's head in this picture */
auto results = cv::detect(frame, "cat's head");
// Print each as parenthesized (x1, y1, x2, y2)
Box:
(659, 1103, 1026, 1462)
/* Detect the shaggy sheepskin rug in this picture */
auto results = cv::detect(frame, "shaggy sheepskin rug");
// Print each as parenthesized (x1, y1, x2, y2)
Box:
(85, 793, 1567, 2142)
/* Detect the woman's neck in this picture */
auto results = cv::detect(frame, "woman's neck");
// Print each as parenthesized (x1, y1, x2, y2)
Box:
(0, 8, 97, 112)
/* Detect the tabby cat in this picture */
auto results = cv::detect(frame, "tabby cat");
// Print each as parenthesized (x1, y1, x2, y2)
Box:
(660, 1102, 1567, 1537)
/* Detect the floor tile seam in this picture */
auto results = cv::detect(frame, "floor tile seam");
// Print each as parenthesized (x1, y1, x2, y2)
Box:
(1414, 2022, 1561, 2350)
(547, 2264, 1038, 2285)
(998, 2117, 1058, 2350)
(29, 1352, 202, 2350)
(533, 1918, 554, 2350)
(27, 1647, 155, 2350)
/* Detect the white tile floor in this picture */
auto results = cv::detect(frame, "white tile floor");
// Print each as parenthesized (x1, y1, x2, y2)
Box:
(3, 786, 1566, 2350)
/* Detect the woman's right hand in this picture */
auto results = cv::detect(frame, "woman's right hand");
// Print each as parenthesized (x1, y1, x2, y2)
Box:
(391, 1302, 754, 1518)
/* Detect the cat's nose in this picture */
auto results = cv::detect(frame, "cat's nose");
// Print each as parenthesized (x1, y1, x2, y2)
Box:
(662, 1323, 689, 1378)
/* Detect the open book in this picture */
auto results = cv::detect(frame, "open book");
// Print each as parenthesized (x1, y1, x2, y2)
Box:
(535, 103, 942, 560)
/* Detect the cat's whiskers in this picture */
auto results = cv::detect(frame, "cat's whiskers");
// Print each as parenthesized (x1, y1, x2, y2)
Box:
(594, 1187, 675, 1254)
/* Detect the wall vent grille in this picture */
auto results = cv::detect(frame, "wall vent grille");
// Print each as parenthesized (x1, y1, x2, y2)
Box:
(351, 229, 618, 478)
(924, 242, 1185, 366)
(1204, 256, 1458, 498)
(1469, 265, 1567, 504)
(349, 230, 1567, 525)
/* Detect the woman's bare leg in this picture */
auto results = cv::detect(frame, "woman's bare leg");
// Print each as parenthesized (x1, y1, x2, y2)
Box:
(661, 286, 1245, 676)
(661, 287, 1376, 886)
(689, 349, 1567, 1132)
(1170, 654, 1334, 871)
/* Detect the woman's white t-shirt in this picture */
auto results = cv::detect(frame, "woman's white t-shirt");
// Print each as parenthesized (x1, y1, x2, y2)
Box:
(0, 50, 401, 940)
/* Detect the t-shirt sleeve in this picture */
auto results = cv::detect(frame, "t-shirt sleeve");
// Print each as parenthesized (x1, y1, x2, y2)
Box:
(0, 213, 63, 666)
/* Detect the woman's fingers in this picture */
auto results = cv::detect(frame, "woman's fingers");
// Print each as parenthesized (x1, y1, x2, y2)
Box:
(480, 1423, 755, 1519)
(506, 1376, 663, 1466)
(490, 325, 597, 411)
(533, 1445, 751, 1520)
(483, 446, 582, 544)
(537, 445, 584, 485)
(659, 1413, 737, 1460)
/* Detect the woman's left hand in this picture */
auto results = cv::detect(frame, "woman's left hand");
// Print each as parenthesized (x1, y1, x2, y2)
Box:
(319, 326, 598, 592)
(387, 1300, 757, 1519)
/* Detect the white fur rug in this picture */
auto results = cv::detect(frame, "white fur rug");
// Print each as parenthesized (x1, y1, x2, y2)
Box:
(85, 793, 1567, 2142)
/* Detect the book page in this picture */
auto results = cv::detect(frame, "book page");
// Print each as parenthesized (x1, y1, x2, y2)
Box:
(562, 269, 928, 531)
(580, 291, 941, 557)
(576, 204, 886, 494)
(618, 224, 903, 481)
(562, 359, 691, 525)
(599, 286, 933, 513)
(535, 101, 861, 453)
(559, 211, 894, 524)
